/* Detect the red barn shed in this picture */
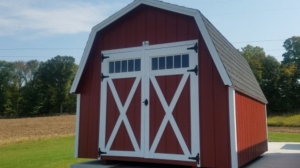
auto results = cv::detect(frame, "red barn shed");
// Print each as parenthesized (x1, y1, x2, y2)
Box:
(70, 0, 268, 167)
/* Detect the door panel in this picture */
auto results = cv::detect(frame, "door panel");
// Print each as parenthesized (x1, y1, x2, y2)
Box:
(100, 40, 199, 166)
(100, 50, 143, 157)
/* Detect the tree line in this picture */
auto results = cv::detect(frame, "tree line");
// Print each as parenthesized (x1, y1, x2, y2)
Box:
(0, 56, 78, 117)
(241, 36, 300, 114)
(0, 36, 299, 117)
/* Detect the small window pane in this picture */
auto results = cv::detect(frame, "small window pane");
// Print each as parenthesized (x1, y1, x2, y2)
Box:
(174, 55, 181, 68)
(166, 56, 173, 69)
(122, 60, 127, 72)
(109, 62, 114, 73)
(135, 59, 141, 71)
(182, 54, 189, 68)
(115, 61, 121, 73)
(128, 60, 134, 72)
(159, 57, 165, 70)
(152, 58, 158, 70)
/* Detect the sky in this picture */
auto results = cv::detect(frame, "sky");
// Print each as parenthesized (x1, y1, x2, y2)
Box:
(0, 0, 299, 64)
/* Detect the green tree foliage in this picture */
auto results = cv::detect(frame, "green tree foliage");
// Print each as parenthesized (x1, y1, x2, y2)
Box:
(261, 56, 281, 112)
(281, 36, 300, 110)
(36, 56, 77, 114)
(0, 61, 14, 116)
(241, 37, 300, 114)
(241, 45, 266, 84)
(0, 56, 78, 117)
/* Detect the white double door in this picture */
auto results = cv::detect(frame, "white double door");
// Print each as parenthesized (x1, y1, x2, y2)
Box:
(99, 40, 200, 165)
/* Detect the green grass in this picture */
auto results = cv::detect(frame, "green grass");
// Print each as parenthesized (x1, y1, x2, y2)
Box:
(268, 114, 300, 127)
(268, 132, 300, 142)
(0, 133, 299, 168)
(0, 136, 91, 168)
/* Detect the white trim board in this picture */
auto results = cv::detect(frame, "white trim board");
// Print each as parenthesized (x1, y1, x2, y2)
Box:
(228, 87, 238, 168)
(70, 0, 232, 93)
(98, 40, 200, 166)
(74, 94, 81, 158)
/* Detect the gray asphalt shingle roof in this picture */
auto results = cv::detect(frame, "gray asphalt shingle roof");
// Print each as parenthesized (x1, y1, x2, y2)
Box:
(201, 14, 268, 104)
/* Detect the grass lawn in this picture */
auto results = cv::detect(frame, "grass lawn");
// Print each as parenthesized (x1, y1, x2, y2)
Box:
(0, 114, 299, 168)
(268, 114, 300, 127)
(0, 136, 91, 168)
(268, 132, 300, 142)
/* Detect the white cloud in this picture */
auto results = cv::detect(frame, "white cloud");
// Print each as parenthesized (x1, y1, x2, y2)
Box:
(0, 0, 126, 38)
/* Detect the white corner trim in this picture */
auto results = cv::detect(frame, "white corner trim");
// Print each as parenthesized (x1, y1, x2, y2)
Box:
(228, 87, 238, 168)
(70, 0, 233, 93)
(265, 105, 268, 142)
(194, 13, 232, 86)
(74, 94, 81, 158)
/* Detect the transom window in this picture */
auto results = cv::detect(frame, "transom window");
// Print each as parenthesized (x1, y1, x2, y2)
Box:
(151, 54, 189, 70)
(109, 59, 141, 73)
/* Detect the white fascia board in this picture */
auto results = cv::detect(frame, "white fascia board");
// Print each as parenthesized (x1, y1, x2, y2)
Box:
(141, 0, 198, 16)
(70, 0, 232, 93)
(228, 87, 238, 168)
(74, 94, 81, 158)
(70, 31, 96, 93)
(265, 105, 268, 146)
(194, 13, 232, 86)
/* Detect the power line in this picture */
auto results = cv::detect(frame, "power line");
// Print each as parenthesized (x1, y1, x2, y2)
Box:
(0, 48, 84, 50)
(208, 7, 300, 17)
(233, 39, 285, 43)
(0, 56, 81, 58)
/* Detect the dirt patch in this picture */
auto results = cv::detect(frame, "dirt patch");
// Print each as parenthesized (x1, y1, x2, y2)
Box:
(1, 115, 299, 145)
(0, 115, 76, 145)
(268, 126, 300, 133)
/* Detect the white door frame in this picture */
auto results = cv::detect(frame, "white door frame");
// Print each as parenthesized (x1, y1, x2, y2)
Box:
(99, 40, 200, 166)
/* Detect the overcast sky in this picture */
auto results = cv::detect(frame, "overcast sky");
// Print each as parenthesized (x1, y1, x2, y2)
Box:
(1, 0, 299, 64)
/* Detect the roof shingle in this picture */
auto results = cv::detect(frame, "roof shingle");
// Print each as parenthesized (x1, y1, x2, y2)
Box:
(201, 14, 268, 103)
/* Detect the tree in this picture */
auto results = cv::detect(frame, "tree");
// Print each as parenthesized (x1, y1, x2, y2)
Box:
(36, 56, 76, 114)
(282, 36, 300, 66)
(281, 36, 300, 111)
(260, 56, 281, 112)
(240, 45, 266, 84)
(18, 60, 41, 116)
(0, 61, 14, 116)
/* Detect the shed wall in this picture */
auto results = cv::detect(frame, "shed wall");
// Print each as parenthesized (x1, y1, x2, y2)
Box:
(235, 92, 267, 167)
(77, 5, 231, 167)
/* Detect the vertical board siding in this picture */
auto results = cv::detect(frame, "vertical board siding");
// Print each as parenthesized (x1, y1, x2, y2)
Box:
(235, 92, 267, 167)
(212, 68, 231, 168)
(198, 34, 231, 167)
(77, 4, 232, 167)
(150, 75, 191, 154)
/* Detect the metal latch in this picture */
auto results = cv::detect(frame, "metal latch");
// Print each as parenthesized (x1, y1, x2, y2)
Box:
(143, 99, 148, 106)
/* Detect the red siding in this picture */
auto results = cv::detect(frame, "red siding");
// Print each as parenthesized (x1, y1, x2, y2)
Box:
(106, 78, 141, 151)
(76, 4, 232, 167)
(149, 75, 191, 154)
(235, 92, 267, 167)
(198, 35, 231, 167)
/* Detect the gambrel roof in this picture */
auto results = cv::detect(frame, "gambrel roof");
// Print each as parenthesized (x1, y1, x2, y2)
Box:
(70, 0, 267, 104)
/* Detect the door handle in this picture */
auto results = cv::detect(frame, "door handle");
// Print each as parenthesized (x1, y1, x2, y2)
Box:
(143, 99, 148, 106)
